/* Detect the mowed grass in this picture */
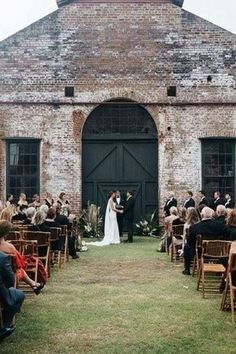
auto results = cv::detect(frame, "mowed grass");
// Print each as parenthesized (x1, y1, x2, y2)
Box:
(1, 237, 236, 354)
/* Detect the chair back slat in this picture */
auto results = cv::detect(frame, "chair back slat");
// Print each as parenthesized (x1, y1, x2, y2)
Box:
(172, 224, 184, 236)
(202, 240, 231, 259)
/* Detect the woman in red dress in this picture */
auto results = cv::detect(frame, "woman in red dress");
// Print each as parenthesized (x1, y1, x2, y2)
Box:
(0, 220, 44, 295)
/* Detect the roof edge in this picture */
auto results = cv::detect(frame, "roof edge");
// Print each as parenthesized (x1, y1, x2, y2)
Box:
(57, 0, 183, 7)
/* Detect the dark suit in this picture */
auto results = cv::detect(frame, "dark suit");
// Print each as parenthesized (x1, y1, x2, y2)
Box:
(184, 198, 195, 209)
(115, 197, 125, 237)
(199, 197, 208, 206)
(213, 198, 224, 211)
(225, 199, 235, 209)
(0, 252, 25, 327)
(124, 197, 135, 243)
(164, 198, 177, 216)
(184, 219, 229, 272)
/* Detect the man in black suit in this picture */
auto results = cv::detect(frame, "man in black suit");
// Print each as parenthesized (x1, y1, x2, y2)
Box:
(55, 204, 79, 259)
(114, 190, 125, 237)
(212, 191, 224, 211)
(124, 191, 135, 243)
(183, 207, 229, 275)
(183, 191, 195, 209)
(0, 252, 25, 340)
(215, 205, 227, 224)
(198, 190, 208, 207)
(224, 193, 235, 209)
(164, 192, 177, 217)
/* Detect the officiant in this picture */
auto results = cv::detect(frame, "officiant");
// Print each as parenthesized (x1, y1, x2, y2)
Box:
(114, 190, 125, 237)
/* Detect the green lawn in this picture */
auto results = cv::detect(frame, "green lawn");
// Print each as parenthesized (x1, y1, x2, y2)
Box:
(2, 237, 236, 354)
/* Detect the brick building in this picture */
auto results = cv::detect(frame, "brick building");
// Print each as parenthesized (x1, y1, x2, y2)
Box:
(0, 0, 235, 221)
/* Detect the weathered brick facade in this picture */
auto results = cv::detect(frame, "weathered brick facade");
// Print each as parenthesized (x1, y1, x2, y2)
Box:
(0, 0, 235, 219)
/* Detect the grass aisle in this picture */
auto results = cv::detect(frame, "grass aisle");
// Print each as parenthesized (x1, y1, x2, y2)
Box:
(2, 237, 236, 354)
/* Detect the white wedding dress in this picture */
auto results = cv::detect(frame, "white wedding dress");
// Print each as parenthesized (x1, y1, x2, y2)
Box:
(88, 198, 120, 246)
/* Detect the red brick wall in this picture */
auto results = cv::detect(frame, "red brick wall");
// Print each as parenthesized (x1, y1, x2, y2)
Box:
(0, 2, 235, 216)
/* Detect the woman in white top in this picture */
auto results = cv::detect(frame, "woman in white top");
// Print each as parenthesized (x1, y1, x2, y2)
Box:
(89, 191, 123, 246)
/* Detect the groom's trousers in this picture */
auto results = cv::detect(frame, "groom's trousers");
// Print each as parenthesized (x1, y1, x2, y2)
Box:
(126, 218, 134, 243)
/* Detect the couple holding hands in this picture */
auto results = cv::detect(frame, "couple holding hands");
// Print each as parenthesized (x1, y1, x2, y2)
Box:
(90, 190, 135, 246)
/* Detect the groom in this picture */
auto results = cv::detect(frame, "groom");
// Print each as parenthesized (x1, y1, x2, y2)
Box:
(124, 191, 135, 243)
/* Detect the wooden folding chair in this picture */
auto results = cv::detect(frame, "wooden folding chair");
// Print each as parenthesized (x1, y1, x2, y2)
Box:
(60, 225, 69, 264)
(23, 231, 51, 276)
(49, 228, 62, 270)
(197, 240, 231, 298)
(5, 231, 21, 241)
(170, 224, 184, 263)
(221, 242, 236, 322)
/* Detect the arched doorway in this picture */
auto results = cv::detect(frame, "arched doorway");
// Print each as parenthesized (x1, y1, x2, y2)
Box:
(82, 100, 158, 222)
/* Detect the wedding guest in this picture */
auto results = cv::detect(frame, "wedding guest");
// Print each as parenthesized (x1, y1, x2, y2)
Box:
(11, 205, 27, 222)
(57, 192, 71, 217)
(164, 191, 177, 217)
(44, 208, 60, 228)
(0, 221, 44, 294)
(5, 194, 14, 208)
(28, 194, 41, 210)
(182, 207, 200, 248)
(225, 193, 235, 209)
(226, 209, 236, 241)
(183, 207, 229, 275)
(0, 199, 3, 212)
(28, 210, 51, 233)
(212, 191, 224, 211)
(44, 192, 54, 209)
(55, 204, 79, 259)
(183, 191, 195, 209)
(17, 193, 28, 208)
(39, 204, 49, 218)
(215, 205, 227, 224)
(0, 251, 25, 340)
(124, 191, 135, 243)
(198, 190, 208, 207)
(0, 208, 12, 222)
(165, 206, 179, 249)
(23, 207, 36, 225)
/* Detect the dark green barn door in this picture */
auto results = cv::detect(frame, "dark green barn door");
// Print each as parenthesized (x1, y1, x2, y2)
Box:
(82, 102, 158, 222)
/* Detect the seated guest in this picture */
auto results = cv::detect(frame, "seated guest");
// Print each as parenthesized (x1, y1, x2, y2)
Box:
(226, 208, 236, 241)
(173, 206, 186, 225)
(212, 191, 224, 211)
(28, 194, 41, 210)
(43, 192, 54, 209)
(44, 208, 60, 228)
(181, 207, 200, 248)
(11, 205, 27, 222)
(165, 206, 179, 249)
(198, 190, 208, 207)
(225, 193, 235, 209)
(17, 193, 28, 209)
(215, 205, 227, 224)
(183, 191, 195, 209)
(0, 221, 44, 294)
(28, 210, 51, 233)
(55, 204, 79, 259)
(0, 208, 12, 222)
(39, 204, 49, 218)
(164, 191, 177, 217)
(0, 251, 25, 340)
(23, 207, 36, 225)
(183, 206, 229, 275)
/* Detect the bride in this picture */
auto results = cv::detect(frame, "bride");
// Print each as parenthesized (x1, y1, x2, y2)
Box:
(88, 191, 123, 246)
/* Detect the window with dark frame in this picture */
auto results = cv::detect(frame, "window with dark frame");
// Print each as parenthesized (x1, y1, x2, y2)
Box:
(202, 139, 235, 199)
(6, 139, 40, 201)
(83, 102, 157, 137)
